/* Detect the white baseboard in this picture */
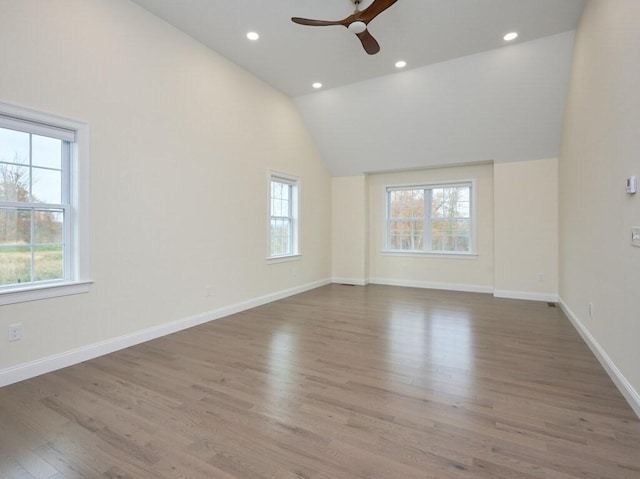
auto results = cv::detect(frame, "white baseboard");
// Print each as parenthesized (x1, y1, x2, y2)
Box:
(0, 278, 331, 388)
(559, 298, 640, 419)
(494, 290, 559, 303)
(331, 277, 368, 286)
(368, 277, 493, 294)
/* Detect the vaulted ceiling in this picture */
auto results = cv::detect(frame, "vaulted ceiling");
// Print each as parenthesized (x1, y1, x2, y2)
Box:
(130, 0, 585, 175)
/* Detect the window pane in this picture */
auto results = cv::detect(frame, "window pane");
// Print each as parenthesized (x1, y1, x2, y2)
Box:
(431, 218, 470, 252)
(389, 189, 424, 218)
(272, 198, 289, 217)
(432, 219, 450, 235)
(0, 245, 31, 286)
(458, 187, 470, 203)
(389, 220, 423, 250)
(0, 164, 30, 202)
(457, 199, 470, 218)
(443, 188, 456, 217)
(0, 127, 29, 165)
(31, 167, 61, 204)
(454, 236, 470, 252)
(34, 209, 64, 244)
(0, 207, 31, 244)
(271, 181, 292, 218)
(32, 135, 62, 170)
(431, 188, 445, 218)
(283, 199, 290, 216)
(34, 245, 63, 282)
(270, 218, 291, 256)
(452, 219, 470, 235)
(452, 187, 470, 218)
(431, 233, 444, 251)
(271, 181, 290, 201)
(432, 187, 470, 219)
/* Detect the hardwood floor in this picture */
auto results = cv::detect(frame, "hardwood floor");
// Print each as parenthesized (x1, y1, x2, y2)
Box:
(1, 284, 639, 478)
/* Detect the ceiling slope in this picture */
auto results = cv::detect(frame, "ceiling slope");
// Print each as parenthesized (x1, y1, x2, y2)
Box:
(130, 0, 584, 96)
(294, 32, 576, 176)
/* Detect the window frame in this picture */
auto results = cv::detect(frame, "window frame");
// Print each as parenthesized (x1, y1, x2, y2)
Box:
(384, 180, 477, 256)
(0, 102, 91, 305)
(267, 171, 300, 262)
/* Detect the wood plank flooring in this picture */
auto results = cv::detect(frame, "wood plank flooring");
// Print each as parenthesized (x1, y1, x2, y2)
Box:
(1, 284, 639, 478)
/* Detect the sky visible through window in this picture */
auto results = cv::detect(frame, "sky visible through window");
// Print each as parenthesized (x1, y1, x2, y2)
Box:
(0, 127, 62, 204)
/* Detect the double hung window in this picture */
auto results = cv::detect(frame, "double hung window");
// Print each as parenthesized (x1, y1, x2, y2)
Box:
(0, 103, 89, 303)
(269, 173, 299, 258)
(387, 183, 473, 254)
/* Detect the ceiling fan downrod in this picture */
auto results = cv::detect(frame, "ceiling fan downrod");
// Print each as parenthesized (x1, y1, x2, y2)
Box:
(349, 0, 366, 33)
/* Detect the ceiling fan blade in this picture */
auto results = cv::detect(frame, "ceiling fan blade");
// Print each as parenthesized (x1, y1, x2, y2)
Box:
(291, 17, 345, 27)
(356, 29, 380, 55)
(359, 0, 399, 24)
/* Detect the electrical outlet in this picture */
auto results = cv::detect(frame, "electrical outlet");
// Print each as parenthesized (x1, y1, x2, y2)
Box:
(538, 273, 545, 282)
(205, 286, 213, 298)
(8, 324, 22, 342)
(588, 302, 594, 317)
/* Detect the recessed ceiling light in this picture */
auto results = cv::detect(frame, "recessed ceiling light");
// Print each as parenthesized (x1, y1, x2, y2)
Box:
(395, 60, 407, 69)
(312, 82, 323, 89)
(246, 31, 260, 41)
(504, 32, 518, 41)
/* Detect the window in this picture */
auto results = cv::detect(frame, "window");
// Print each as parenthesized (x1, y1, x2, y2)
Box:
(0, 102, 89, 304)
(269, 173, 299, 258)
(387, 183, 473, 254)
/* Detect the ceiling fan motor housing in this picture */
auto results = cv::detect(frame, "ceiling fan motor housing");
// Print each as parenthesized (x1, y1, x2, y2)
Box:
(348, 21, 367, 33)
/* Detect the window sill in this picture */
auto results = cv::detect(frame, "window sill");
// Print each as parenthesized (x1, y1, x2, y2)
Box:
(381, 250, 478, 259)
(267, 254, 301, 264)
(0, 280, 93, 306)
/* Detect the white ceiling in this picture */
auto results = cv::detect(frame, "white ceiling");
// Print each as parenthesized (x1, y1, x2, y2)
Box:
(130, 0, 585, 97)
(295, 31, 576, 176)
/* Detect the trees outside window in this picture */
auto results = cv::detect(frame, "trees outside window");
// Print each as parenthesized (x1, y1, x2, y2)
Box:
(269, 173, 299, 258)
(387, 184, 473, 254)
(0, 126, 68, 287)
(0, 103, 89, 304)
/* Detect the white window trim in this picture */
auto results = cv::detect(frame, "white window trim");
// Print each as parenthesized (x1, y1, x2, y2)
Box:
(267, 170, 301, 261)
(380, 251, 479, 259)
(383, 179, 477, 256)
(0, 102, 91, 305)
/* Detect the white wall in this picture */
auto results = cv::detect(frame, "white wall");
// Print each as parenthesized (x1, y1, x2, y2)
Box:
(368, 163, 494, 292)
(559, 0, 640, 415)
(494, 158, 559, 301)
(295, 32, 575, 177)
(332, 176, 368, 285)
(0, 0, 331, 378)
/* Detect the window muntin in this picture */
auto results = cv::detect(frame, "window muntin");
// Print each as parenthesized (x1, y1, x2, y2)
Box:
(269, 174, 299, 258)
(387, 184, 472, 254)
(0, 115, 75, 290)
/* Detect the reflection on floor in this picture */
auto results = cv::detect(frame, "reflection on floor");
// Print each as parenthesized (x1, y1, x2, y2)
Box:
(1, 284, 639, 478)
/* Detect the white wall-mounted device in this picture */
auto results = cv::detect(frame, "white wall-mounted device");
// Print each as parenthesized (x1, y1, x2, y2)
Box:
(626, 176, 637, 194)
(632, 227, 640, 247)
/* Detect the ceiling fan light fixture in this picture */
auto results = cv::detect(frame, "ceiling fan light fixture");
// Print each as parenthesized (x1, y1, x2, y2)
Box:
(348, 21, 367, 34)
(503, 32, 518, 41)
(395, 60, 407, 69)
(312, 82, 323, 89)
(246, 31, 260, 41)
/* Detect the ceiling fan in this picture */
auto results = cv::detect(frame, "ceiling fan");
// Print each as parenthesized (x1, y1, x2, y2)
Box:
(291, 0, 398, 55)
